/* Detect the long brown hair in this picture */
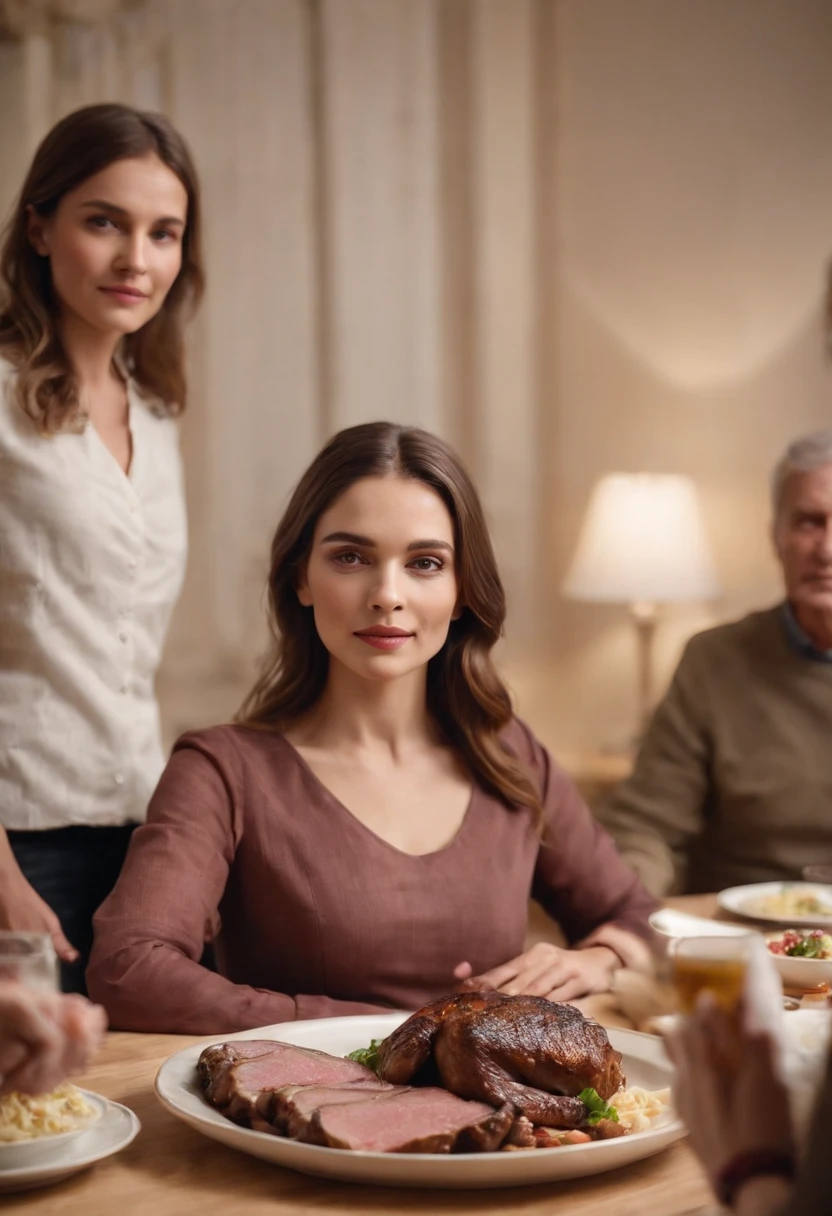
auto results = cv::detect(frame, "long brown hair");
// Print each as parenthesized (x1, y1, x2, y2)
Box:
(0, 103, 204, 433)
(238, 422, 542, 817)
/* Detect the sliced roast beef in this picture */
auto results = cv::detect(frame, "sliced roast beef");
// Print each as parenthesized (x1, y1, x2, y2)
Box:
(306, 1087, 513, 1153)
(198, 1041, 377, 1124)
(197, 1040, 287, 1104)
(271, 1081, 405, 1139)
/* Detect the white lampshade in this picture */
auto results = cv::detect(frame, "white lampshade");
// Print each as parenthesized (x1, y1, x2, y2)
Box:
(563, 473, 720, 604)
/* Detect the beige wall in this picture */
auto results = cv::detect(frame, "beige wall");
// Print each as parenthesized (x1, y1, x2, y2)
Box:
(542, 0, 832, 753)
(1, 0, 830, 757)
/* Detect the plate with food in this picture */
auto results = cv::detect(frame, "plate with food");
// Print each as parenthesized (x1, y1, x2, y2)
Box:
(0, 1083, 105, 1168)
(766, 928, 832, 990)
(717, 882, 832, 928)
(155, 993, 684, 1189)
(0, 1084, 140, 1193)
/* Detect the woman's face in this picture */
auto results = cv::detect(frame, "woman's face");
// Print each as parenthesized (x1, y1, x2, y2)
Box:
(28, 153, 187, 340)
(298, 475, 461, 685)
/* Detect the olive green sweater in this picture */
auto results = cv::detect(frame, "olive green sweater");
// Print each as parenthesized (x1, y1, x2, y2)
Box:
(597, 606, 832, 896)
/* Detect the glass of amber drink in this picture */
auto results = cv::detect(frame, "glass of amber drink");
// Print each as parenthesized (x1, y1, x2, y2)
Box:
(671, 935, 755, 1014)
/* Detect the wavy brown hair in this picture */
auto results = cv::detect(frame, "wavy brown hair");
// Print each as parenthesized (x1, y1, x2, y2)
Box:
(238, 421, 542, 817)
(0, 103, 204, 433)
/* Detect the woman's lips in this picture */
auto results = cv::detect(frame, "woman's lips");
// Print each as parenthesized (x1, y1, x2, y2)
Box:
(99, 287, 148, 306)
(354, 631, 414, 651)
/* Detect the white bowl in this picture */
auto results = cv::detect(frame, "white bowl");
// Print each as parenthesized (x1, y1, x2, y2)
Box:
(765, 933, 832, 990)
(0, 1090, 106, 1169)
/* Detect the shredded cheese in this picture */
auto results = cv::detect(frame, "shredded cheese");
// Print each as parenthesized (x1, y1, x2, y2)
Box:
(0, 1082, 99, 1142)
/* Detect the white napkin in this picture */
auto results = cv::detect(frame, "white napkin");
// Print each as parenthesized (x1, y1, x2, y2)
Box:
(649, 908, 752, 940)
(742, 934, 831, 1134)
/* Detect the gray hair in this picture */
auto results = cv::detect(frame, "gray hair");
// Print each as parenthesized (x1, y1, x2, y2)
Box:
(771, 429, 832, 517)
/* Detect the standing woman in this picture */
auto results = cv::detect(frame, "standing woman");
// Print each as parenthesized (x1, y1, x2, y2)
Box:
(0, 104, 204, 992)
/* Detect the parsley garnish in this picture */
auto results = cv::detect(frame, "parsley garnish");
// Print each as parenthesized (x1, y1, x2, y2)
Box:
(346, 1038, 384, 1074)
(579, 1087, 620, 1126)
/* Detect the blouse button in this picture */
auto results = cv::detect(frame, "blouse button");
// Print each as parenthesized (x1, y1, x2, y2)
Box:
(119, 632, 128, 643)
(114, 773, 125, 786)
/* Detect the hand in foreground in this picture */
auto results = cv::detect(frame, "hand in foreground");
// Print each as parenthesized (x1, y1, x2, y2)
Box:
(665, 993, 794, 1194)
(453, 942, 619, 1002)
(0, 866, 78, 964)
(0, 983, 107, 1096)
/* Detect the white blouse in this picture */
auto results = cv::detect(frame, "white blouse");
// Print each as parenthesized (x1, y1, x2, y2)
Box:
(0, 356, 187, 830)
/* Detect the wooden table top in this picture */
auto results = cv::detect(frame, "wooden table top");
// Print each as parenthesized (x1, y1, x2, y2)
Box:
(0, 897, 719, 1216)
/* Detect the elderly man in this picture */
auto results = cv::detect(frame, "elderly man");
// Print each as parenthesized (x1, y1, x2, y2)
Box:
(597, 430, 832, 896)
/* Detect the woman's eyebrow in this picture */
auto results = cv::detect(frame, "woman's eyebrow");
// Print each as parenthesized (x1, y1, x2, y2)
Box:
(79, 199, 185, 228)
(321, 531, 375, 546)
(406, 539, 454, 553)
(320, 532, 453, 554)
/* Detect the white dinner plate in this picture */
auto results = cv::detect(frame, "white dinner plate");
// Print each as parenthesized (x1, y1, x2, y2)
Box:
(155, 1013, 685, 1189)
(717, 882, 832, 928)
(0, 1091, 140, 1194)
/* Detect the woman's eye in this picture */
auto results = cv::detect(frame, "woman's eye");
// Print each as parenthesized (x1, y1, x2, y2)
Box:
(409, 556, 443, 572)
(333, 551, 364, 566)
(88, 215, 117, 231)
(151, 228, 178, 244)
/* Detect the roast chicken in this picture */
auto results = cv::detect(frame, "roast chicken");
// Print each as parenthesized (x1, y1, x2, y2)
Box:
(376, 990, 625, 1130)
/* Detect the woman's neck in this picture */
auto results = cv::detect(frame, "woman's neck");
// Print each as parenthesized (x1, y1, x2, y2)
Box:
(293, 662, 439, 758)
(59, 313, 122, 396)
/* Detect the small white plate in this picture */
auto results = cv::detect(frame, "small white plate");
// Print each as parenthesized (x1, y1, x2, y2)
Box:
(717, 882, 832, 928)
(0, 1089, 106, 1169)
(155, 1013, 685, 1189)
(0, 1093, 140, 1194)
(649, 908, 756, 941)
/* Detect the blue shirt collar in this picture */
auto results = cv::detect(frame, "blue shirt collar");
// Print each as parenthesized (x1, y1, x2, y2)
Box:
(781, 601, 832, 663)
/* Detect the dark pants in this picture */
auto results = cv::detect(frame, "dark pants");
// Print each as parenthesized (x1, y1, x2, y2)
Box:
(7, 824, 137, 995)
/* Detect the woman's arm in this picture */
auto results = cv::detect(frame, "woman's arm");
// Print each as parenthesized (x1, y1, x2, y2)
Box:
(455, 721, 657, 1001)
(524, 725, 658, 957)
(86, 733, 393, 1034)
(0, 829, 78, 963)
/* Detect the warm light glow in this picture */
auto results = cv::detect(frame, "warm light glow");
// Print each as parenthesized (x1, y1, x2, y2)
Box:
(563, 473, 720, 604)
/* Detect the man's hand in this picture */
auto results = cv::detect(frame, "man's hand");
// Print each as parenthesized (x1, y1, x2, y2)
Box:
(665, 993, 795, 1193)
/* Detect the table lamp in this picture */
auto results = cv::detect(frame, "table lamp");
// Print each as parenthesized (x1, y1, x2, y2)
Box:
(562, 473, 720, 737)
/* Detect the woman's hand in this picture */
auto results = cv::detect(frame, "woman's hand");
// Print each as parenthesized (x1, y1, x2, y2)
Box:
(665, 993, 795, 1196)
(0, 984, 106, 1096)
(0, 863, 78, 964)
(453, 942, 619, 1002)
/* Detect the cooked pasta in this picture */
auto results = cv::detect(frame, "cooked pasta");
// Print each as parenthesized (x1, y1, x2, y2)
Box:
(0, 1082, 99, 1142)
(608, 1086, 672, 1133)
(743, 888, 832, 920)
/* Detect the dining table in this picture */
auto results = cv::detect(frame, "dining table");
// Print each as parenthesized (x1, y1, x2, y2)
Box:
(0, 896, 727, 1216)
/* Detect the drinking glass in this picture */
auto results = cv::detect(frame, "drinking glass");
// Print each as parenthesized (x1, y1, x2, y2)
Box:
(671, 935, 756, 1014)
(0, 931, 59, 992)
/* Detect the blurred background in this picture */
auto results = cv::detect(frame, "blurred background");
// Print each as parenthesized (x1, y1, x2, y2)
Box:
(1, 0, 830, 784)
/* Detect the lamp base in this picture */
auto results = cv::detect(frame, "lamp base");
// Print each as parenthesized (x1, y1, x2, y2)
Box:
(631, 601, 659, 741)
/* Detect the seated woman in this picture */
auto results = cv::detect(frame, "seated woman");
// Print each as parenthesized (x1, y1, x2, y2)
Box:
(87, 422, 657, 1033)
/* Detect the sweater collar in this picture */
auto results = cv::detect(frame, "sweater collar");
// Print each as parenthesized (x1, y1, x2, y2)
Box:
(781, 601, 832, 663)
